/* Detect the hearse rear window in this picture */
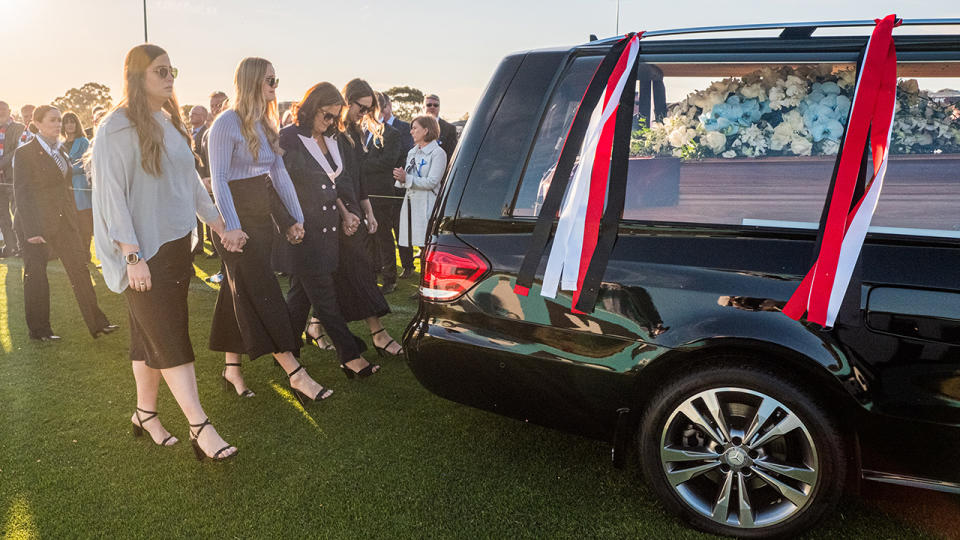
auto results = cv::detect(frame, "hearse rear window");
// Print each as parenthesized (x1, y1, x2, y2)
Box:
(513, 59, 960, 240)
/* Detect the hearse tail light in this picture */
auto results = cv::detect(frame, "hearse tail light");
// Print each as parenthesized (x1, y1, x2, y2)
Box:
(421, 245, 489, 301)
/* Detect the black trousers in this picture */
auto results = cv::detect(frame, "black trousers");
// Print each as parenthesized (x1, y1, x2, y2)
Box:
(287, 272, 365, 363)
(0, 187, 18, 253)
(369, 196, 403, 283)
(22, 216, 109, 338)
(392, 196, 414, 271)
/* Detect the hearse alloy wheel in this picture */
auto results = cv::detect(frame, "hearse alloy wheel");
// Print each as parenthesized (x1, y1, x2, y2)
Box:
(639, 367, 845, 538)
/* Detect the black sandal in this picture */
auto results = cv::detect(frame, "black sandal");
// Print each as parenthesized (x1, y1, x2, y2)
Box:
(306, 321, 335, 350)
(371, 328, 403, 357)
(222, 362, 255, 398)
(285, 365, 333, 405)
(340, 360, 381, 379)
(132, 407, 177, 447)
(189, 419, 237, 462)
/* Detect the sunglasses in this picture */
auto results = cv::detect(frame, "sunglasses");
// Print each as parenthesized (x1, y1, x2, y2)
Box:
(265, 76, 280, 88)
(352, 101, 373, 114)
(320, 111, 339, 122)
(153, 66, 178, 79)
(425, 102, 439, 108)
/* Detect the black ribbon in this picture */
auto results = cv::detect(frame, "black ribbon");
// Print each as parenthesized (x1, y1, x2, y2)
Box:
(515, 34, 636, 295)
(574, 52, 641, 313)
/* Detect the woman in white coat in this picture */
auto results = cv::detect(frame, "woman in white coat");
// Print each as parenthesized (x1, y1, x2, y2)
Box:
(392, 115, 447, 253)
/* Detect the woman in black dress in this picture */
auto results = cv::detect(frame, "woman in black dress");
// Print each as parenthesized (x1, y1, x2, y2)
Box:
(304, 79, 402, 363)
(275, 82, 379, 378)
(207, 56, 333, 403)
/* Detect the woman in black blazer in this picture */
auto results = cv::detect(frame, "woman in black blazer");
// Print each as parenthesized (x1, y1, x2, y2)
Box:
(275, 83, 376, 377)
(14, 105, 116, 341)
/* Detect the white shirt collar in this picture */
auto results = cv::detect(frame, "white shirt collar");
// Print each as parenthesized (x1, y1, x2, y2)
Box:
(35, 134, 62, 156)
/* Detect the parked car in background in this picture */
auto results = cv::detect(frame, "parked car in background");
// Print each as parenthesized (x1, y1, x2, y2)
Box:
(404, 19, 960, 538)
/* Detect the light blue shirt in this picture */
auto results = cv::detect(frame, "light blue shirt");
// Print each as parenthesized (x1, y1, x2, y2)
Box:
(208, 110, 303, 231)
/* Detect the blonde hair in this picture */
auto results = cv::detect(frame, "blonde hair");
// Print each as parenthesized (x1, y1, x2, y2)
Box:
(232, 57, 281, 159)
(114, 44, 191, 176)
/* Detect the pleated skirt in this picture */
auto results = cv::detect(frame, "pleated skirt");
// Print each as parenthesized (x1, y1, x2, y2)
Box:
(334, 223, 390, 322)
(209, 175, 299, 359)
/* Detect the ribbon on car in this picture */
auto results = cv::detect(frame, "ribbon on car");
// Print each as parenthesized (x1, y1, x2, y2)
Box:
(514, 33, 643, 313)
(783, 14, 900, 329)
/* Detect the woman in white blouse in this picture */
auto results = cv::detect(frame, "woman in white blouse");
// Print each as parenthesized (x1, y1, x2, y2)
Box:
(392, 115, 447, 255)
(91, 44, 236, 461)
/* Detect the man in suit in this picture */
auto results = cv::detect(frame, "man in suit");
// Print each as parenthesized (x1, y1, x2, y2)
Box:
(423, 94, 458, 164)
(0, 101, 23, 257)
(380, 95, 416, 279)
(364, 93, 405, 293)
(189, 105, 210, 256)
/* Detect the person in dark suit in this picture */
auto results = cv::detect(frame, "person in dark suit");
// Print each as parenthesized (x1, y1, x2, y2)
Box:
(380, 95, 415, 278)
(363, 92, 404, 292)
(423, 94, 458, 165)
(189, 105, 209, 255)
(275, 82, 371, 370)
(13, 105, 117, 341)
(0, 101, 24, 257)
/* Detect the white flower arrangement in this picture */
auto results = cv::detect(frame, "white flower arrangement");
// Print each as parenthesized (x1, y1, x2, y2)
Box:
(631, 64, 960, 160)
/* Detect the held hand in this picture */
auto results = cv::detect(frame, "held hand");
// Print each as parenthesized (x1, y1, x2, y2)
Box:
(26, 236, 46, 244)
(286, 222, 305, 245)
(392, 168, 405, 182)
(221, 229, 248, 253)
(342, 213, 361, 237)
(365, 212, 378, 234)
(127, 260, 152, 292)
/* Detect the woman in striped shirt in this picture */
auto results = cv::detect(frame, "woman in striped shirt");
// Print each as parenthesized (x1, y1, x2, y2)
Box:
(207, 57, 333, 405)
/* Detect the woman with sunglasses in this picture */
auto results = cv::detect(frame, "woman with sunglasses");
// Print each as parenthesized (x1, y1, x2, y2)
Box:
(91, 44, 235, 461)
(207, 57, 334, 403)
(274, 82, 374, 375)
(303, 79, 402, 372)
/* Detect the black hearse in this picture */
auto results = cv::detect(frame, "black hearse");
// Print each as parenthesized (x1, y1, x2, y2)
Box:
(403, 19, 960, 537)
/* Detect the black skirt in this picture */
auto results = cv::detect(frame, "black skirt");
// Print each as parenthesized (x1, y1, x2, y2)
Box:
(209, 175, 299, 358)
(124, 234, 196, 369)
(333, 222, 390, 322)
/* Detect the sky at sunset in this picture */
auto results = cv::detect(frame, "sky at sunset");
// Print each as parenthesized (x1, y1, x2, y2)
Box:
(1, 0, 957, 119)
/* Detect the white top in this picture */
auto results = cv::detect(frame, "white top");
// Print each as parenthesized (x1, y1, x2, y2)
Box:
(91, 109, 221, 293)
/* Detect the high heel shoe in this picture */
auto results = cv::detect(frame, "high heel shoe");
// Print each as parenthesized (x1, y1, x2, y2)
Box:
(222, 362, 255, 398)
(305, 321, 335, 350)
(340, 361, 381, 379)
(285, 365, 333, 405)
(189, 419, 237, 462)
(132, 407, 177, 446)
(371, 328, 403, 357)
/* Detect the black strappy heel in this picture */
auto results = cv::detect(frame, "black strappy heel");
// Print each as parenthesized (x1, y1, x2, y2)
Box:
(132, 407, 177, 447)
(306, 321, 335, 350)
(189, 419, 236, 462)
(371, 328, 403, 357)
(285, 365, 333, 405)
(222, 362, 255, 398)
(340, 360, 381, 380)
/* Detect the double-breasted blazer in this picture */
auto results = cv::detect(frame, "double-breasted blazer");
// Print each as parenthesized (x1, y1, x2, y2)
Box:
(272, 125, 357, 275)
(13, 138, 79, 239)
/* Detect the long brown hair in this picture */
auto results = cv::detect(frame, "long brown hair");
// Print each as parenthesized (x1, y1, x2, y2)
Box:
(232, 57, 281, 159)
(292, 82, 345, 134)
(339, 78, 382, 148)
(61, 111, 86, 141)
(115, 44, 191, 176)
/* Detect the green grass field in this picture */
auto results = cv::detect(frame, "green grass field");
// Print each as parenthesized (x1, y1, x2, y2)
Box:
(0, 245, 952, 539)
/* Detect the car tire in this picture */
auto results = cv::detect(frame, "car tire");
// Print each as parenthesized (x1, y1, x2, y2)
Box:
(638, 363, 846, 538)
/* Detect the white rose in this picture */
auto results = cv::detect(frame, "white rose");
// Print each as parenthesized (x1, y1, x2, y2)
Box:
(722, 150, 737, 158)
(790, 134, 813, 156)
(703, 131, 727, 153)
